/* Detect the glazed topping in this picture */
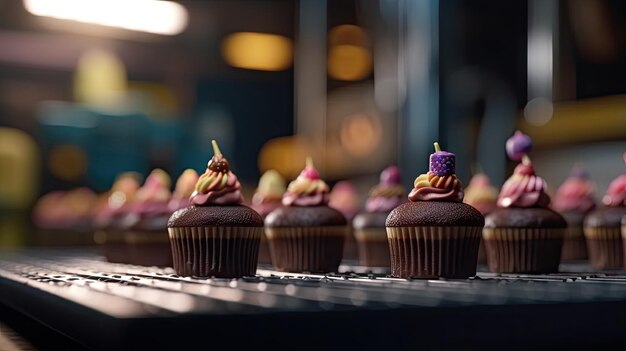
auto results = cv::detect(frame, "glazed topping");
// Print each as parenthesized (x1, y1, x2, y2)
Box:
(497, 156, 550, 208)
(464, 173, 498, 207)
(552, 165, 596, 213)
(408, 143, 463, 202)
(366, 165, 404, 213)
(191, 140, 243, 206)
(173, 169, 199, 200)
(506, 130, 533, 162)
(134, 169, 171, 204)
(282, 157, 330, 206)
(252, 169, 286, 205)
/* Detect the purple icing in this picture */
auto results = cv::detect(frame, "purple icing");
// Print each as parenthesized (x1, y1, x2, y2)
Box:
(429, 151, 455, 177)
(380, 165, 402, 186)
(506, 130, 533, 161)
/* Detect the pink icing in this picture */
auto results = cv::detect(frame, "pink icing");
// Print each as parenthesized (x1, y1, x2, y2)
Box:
(365, 196, 403, 213)
(408, 185, 464, 202)
(497, 161, 550, 208)
(552, 173, 596, 213)
(191, 171, 243, 206)
(602, 173, 626, 207)
(282, 192, 329, 206)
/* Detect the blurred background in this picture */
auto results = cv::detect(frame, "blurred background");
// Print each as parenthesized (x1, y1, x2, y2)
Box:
(0, 0, 625, 246)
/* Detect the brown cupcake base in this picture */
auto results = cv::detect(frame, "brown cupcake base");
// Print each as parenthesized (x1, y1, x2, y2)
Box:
(584, 227, 623, 270)
(126, 230, 173, 267)
(342, 228, 358, 262)
(477, 237, 487, 265)
(561, 226, 588, 261)
(483, 228, 564, 273)
(386, 226, 481, 279)
(257, 234, 272, 265)
(93, 229, 131, 264)
(266, 226, 346, 273)
(354, 228, 391, 267)
(169, 226, 262, 278)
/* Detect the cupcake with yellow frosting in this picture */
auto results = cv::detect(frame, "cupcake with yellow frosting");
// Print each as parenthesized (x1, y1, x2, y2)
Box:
(385, 143, 484, 279)
(265, 157, 347, 273)
(167, 141, 263, 278)
(463, 173, 499, 264)
(251, 169, 286, 264)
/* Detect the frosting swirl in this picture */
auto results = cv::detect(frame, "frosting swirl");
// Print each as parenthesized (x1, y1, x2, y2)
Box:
(552, 166, 596, 213)
(252, 169, 286, 205)
(408, 143, 464, 202)
(602, 173, 626, 207)
(133, 169, 172, 215)
(497, 157, 550, 208)
(365, 165, 405, 213)
(463, 173, 498, 215)
(282, 157, 330, 206)
(191, 140, 243, 206)
(168, 169, 199, 212)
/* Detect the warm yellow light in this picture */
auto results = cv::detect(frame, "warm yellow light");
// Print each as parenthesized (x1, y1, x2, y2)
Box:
(23, 0, 188, 36)
(222, 32, 293, 71)
(328, 45, 372, 81)
(48, 145, 88, 181)
(340, 113, 381, 157)
(74, 49, 127, 108)
(258, 136, 314, 180)
(329, 25, 368, 47)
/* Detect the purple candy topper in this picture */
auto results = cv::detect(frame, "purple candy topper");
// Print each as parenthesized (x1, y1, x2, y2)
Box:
(506, 130, 533, 162)
(380, 165, 402, 186)
(429, 142, 455, 177)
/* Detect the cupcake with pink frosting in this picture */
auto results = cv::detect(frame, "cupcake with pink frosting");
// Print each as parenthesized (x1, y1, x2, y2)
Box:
(552, 165, 596, 261)
(483, 131, 566, 273)
(583, 155, 626, 270)
(126, 168, 174, 267)
(352, 165, 404, 267)
(265, 157, 347, 273)
(167, 140, 263, 278)
(385, 143, 484, 279)
(167, 169, 199, 213)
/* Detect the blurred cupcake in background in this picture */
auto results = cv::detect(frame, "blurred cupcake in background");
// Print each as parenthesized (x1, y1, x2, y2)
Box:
(251, 169, 286, 265)
(126, 169, 173, 267)
(552, 165, 596, 261)
(584, 155, 626, 270)
(352, 165, 404, 268)
(93, 172, 142, 263)
(168, 169, 199, 213)
(463, 173, 499, 265)
(329, 180, 360, 263)
(265, 157, 347, 273)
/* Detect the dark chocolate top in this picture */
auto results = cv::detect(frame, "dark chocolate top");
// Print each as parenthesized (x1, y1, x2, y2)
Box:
(264, 206, 347, 227)
(352, 212, 389, 229)
(385, 201, 484, 227)
(167, 205, 263, 228)
(584, 206, 626, 228)
(485, 207, 566, 229)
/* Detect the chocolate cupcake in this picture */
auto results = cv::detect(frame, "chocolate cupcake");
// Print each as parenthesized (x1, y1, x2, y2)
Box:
(552, 165, 596, 261)
(386, 143, 484, 279)
(483, 131, 566, 274)
(167, 169, 199, 213)
(352, 165, 404, 267)
(125, 169, 174, 267)
(584, 161, 626, 270)
(265, 157, 347, 273)
(167, 140, 263, 278)
(250, 169, 286, 265)
(463, 173, 499, 265)
(329, 180, 360, 263)
(93, 172, 142, 263)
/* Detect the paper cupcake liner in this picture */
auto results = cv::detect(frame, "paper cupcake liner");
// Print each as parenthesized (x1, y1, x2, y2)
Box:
(483, 228, 564, 273)
(477, 237, 487, 264)
(168, 226, 262, 278)
(343, 227, 359, 261)
(386, 226, 482, 279)
(257, 234, 272, 265)
(126, 230, 172, 267)
(354, 228, 391, 268)
(584, 227, 623, 270)
(561, 226, 587, 261)
(93, 229, 131, 264)
(265, 226, 346, 273)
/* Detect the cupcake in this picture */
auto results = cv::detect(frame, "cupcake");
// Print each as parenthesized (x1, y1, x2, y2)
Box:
(584, 158, 626, 270)
(168, 169, 199, 213)
(167, 140, 263, 278)
(352, 165, 404, 267)
(251, 169, 286, 265)
(329, 180, 360, 262)
(125, 169, 174, 267)
(92, 172, 142, 263)
(385, 143, 484, 279)
(483, 131, 566, 273)
(552, 165, 596, 261)
(265, 157, 347, 273)
(463, 173, 499, 264)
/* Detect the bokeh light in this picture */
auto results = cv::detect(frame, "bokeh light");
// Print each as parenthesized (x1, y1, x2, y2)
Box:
(222, 32, 293, 71)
